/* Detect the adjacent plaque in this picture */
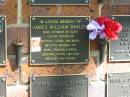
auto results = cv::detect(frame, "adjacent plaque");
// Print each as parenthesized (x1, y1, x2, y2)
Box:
(0, 16, 6, 65)
(0, 77, 6, 97)
(109, 16, 130, 62)
(107, 73, 130, 97)
(30, 75, 88, 97)
(110, 0, 130, 5)
(30, 16, 89, 65)
(28, 0, 89, 5)
(0, 0, 5, 5)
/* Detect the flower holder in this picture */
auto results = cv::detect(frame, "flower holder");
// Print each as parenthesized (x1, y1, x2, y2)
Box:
(14, 42, 23, 67)
(99, 39, 107, 64)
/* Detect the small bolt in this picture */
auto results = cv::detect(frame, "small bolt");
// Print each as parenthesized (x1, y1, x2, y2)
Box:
(2, 78, 5, 82)
(110, 0, 114, 3)
(110, 57, 114, 60)
(85, 0, 89, 3)
(32, 17, 36, 20)
(31, 0, 35, 3)
(2, 61, 5, 64)
(112, 17, 115, 19)
(32, 60, 35, 63)
(85, 59, 88, 62)
(108, 74, 112, 78)
(32, 77, 36, 81)
(2, 17, 4, 20)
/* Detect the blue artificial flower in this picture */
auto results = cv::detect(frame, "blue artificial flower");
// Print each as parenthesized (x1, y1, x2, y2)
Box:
(87, 20, 105, 40)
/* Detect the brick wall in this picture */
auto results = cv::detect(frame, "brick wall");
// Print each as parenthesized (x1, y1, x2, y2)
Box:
(0, 0, 129, 96)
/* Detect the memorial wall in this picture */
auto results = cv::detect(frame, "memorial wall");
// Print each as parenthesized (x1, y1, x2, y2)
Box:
(0, 0, 130, 97)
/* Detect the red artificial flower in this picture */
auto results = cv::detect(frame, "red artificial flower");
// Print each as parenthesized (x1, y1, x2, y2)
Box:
(104, 19, 122, 40)
(96, 16, 123, 40)
(97, 16, 107, 25)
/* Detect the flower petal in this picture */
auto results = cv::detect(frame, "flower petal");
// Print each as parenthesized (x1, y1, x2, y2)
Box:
(89, 31, 97, 40)
(100, 32, 106, 39)
(87, 20, 99, 31)
(98, 24, 105, 30)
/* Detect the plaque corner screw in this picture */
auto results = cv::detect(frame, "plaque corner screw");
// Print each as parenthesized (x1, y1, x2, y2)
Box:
(2, 78, 5, 82)
(32, 77, 36, 81)
(32, 60, 35, 63)
(86, 18, 88, 20)
(85, 0, 89, 3)
(2, 60, 5, 64)
(108, 74, 112, 78)
(112, 16, 115, 19)
(32, 17, 36, 20)
(31, 0, 35, 3)
(110, 57, 114, 60)
(2, 17, 4, 20)
(110, 0, 114, 3)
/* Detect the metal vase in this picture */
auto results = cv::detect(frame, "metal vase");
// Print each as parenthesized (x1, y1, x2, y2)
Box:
(14, 42, 23, 67)
(99, 39, 107, 64)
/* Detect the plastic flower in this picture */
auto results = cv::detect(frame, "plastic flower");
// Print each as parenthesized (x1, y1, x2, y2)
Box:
(104, 19, 122, 40)
(87, 20, 105, 40)
(87, 16, 123, 40)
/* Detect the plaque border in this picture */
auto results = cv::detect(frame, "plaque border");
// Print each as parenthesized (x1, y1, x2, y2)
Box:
(107, 72, 130, 97)
(30, 16, 90, 65)
(30, 74, 88, 97)
(0, 16, 7, 66)
(0, 77, 6, 97)
(109, 0, 130, 5)
(28, 0, 90, 5)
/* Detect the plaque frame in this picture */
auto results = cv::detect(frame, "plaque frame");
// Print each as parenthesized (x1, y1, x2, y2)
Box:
(109, 0, 130, 5)
(0, 16, 7, 65)
(28, 0, 90, 5)
(109, 15, 130, 62)
(0, 77, 6, 97)
(30, 74, 88, 97)
(30, 16, 90, 65)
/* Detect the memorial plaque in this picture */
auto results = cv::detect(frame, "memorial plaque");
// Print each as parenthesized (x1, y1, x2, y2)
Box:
(0, 16, 6, 65)
(30, 16, 89, 65)
(0, 77, 6, 97)
(30, 75, 88, 97)
(0, 0, 5, 5)
(107, 73, 130, 97)
(109, 16, 130, 62)
(28, 0, 89, 5)
(110, 0, 130, 5)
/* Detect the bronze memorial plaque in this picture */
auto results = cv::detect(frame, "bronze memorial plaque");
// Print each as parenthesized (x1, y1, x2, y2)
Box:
(0, 16, 6, 65)
(30, 16, 89, 65)
(107, 73, 130, 97)
(110, 0, 130, 5)
(30, 75, 88, 97)
(109, 16, 130, 62)
(28, 0, 90, 5)
(0, 77, 6, 97)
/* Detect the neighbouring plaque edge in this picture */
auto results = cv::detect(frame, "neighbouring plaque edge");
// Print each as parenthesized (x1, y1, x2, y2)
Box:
(109, 0, 130, 5)
(28, 0, 90, 5)
(108, 15, 130, 62)
(0, 16, 7, 66)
